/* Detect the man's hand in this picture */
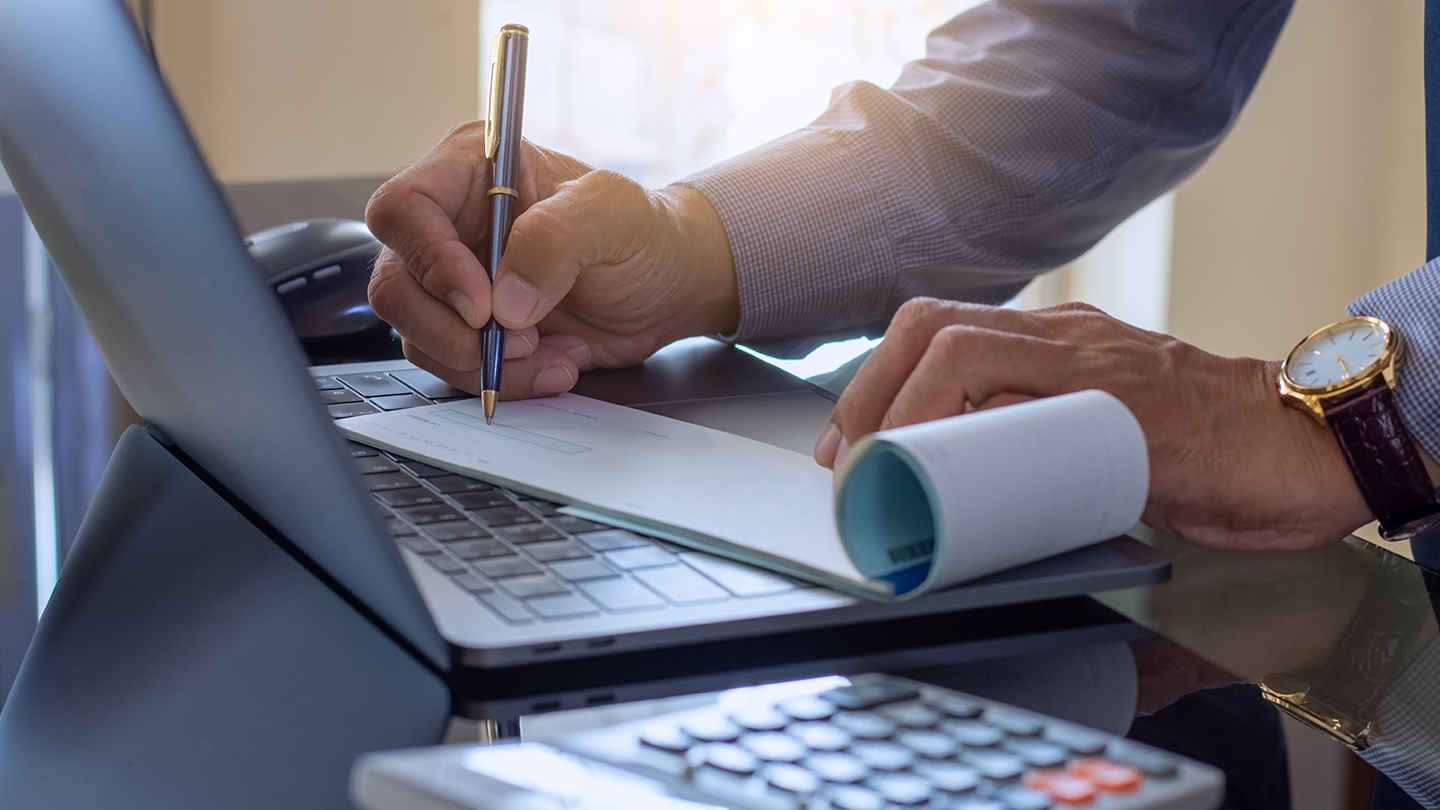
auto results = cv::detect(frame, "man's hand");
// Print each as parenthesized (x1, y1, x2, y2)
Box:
(365, 124, 739, 399)
(812, 298, 1374, 551)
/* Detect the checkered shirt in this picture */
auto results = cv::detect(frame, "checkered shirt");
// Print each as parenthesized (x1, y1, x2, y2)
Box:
(1349, 260, 1440, 464)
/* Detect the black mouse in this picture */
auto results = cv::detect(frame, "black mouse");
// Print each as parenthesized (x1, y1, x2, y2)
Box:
(245, 217, 403, 364)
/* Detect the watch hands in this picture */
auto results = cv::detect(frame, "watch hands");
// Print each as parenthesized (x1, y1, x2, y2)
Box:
(1335, 355, 1352, 378)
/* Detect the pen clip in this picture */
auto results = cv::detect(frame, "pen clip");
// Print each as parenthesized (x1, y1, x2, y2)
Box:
(485, 32, 504, 160)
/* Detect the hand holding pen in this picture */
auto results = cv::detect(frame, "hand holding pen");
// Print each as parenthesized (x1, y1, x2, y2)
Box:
(481, 23, 529, 424)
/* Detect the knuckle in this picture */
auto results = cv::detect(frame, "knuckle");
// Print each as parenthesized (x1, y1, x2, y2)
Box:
(932, 323, 974, 352)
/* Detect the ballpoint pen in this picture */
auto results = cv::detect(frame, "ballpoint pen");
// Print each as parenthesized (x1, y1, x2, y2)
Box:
(482, 23, 529, 425)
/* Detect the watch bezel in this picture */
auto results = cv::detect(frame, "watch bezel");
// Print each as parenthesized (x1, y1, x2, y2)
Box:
(1279, 316, 1401, 419)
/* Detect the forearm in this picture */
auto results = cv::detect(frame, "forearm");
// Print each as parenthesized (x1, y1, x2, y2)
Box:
(681, 0, 1294, 347)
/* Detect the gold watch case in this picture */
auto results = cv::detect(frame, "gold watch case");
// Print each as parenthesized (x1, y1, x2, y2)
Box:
(1278, 316, 1403, 421)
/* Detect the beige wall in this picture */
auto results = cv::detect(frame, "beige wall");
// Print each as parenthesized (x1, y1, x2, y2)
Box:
(145, 0, 479, 183)
(1168, 0, 1426, 360)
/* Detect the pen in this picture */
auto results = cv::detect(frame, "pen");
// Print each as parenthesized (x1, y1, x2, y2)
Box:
(482, 23, 529, 425)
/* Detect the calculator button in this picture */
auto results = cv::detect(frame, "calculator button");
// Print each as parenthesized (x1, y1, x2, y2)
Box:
(983, 708, 1043, 737)
(827, 784, 886, 810)
(639, 725, 691, 753)
(1106, 742, 1178, 778)
(739, 732, 808, 763)
(849, 741, 914, 772)
(912, 761, 981, 794)
(821, 682, 920, 711)
(831, 711, 897, 740)
(787, 722, 852, 752)
(877, 701, 941, 729)
(867, 772, 935, 806)
(801, 752, 870, 783)
(778, 695, 835, 722)
(682, 715, 743, 743)
(962, 750, 1026, 781)
(1070, 758, 1142, 792)
(1041, 726, 1107, 756)
(926, 693, 983, 719)
(730, 705, 789, 732)
(1023, 771, 1096, 805)
(1003, 739, 1069, 768)
(896, 730, 957, 759)
(949, 801, 1007, 810)
(942, 719, 1004, 748)
(701, 743, 758, 776)
(998, 788, 1053, 809)
(764, 763, 823, 795)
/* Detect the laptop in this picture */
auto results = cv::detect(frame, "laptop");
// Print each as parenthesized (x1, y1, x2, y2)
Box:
(0, 0, 1168, 675)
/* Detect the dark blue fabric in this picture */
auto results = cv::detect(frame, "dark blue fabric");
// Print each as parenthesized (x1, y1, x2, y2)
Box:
(1427, 0, 1440, 260)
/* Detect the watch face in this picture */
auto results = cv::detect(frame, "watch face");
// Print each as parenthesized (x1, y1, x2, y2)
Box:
(1284, 317, 1392, 391)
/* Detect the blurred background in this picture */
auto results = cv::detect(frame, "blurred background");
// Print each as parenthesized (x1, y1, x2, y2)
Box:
(0, 1, 1426, 806)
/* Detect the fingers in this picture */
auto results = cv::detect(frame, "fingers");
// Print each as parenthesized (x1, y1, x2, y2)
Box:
(490, 169, 653, 329)
(404, 333, 591, 400)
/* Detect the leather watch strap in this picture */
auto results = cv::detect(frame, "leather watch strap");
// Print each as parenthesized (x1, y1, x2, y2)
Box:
(1326, 385, 1440, 536)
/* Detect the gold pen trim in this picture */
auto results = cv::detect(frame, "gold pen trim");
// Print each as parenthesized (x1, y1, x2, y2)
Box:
(487, 186, 519, 198)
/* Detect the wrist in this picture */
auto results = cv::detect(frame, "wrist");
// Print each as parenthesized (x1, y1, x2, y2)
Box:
(656, 184, 739, 340)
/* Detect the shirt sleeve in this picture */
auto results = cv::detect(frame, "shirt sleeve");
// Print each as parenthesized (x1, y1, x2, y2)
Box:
(679, 0, 1294, 353)
(1348, 260, 1440, 464)
(1359, 637, 1440, 809)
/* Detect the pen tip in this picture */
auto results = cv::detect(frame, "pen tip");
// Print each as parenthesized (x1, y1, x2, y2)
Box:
(481, 390, 497, 425)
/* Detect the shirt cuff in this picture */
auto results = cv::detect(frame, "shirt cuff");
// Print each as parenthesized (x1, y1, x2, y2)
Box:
(1348, 259, 1440, 464)
(676, 125, 902, 345)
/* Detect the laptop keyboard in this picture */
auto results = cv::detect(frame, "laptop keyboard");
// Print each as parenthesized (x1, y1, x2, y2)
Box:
(319, 369, 809, 625)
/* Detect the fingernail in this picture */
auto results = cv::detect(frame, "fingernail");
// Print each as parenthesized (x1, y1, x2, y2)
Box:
(534, 366, 574, 395)
(504, 333, 534, 359)
(492, 274, 540, 324)
(563, 340, 592, 369)
(814, 423, 841, 464)
(448, 291, 482, 329)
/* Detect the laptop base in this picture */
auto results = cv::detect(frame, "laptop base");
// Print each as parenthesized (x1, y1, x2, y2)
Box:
(0, 427, 450, 810)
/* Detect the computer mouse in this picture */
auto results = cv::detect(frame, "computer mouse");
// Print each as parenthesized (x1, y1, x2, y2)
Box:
(245, 217, 403, 364)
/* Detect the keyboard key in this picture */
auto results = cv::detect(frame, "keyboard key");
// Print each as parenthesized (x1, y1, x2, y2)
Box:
(998, 788, 1052, 809)
(738, 732, 807, 762)
(639, 725, 692, 753)
(632, 565, 729, 604)
(831, 712, 897, 740)
(383, 517, 417, 537)
(962, 750, 1026, 781)
(912, 761, 980, 794)
(551, 515, 606, 533)
(823, 682, 920, 711)
(764, 763, 822, 795)
(1003, 739, 1068, 768)
(779, 696, 836, 722)
(452, 490, 513, 510)
(430, 475, 498, 494)
(828, 785, 884, 810)
(941, 720, 1003, 748)
(424, 521, 490, 542)
(498, 574, 569, 599)
(447, 539, 513, 560)
(394, 534, 441, 555)
(927, 693, 983, 719)
(1042, 725, 1106, 756)
(313, 376, 344, 390)
(604, 546, 677, 570)
(681, 715, 743, 743)
(320, 388, 361, 405)
(896, 730, 958, 759)
(474, 557, 542, 579)
(375, 487, 444, 508)
(525, 540, 593, 562)
(549, 558, 620, 582)
(1023, 771, 1095, 806)
(701, 743, 758, 776)
(346, 442, 379, 458)
(1069, 758, 1142, 792)
(801, 752, 869, 784)
(498, 523, 565, 544)
(328, 401, 379, 419)
(363, 471, 418, 491)
(526, 593, 600, 619)
(679, 552, 796, 597)
(425, 555, 466, 575)
(338, 372, 411, 397)
(787, 722, 851, 752)
(850, 741, 914, 772)
(877, 702, 941, 729)
(729, 706, 788, 733)
(577, 529, 651, 552)
(477, 592, 531, 622)
(400, 460, 450, 478)
(522, 499, 565, 517)
(392, 368, 468, 399)
(474, 506, 540, 527)
(371, 393, 432, 411)
(576, 578, 666, 611)
(449, 572, 491, 593)
(984, 709, 1043, 737)
(402, 504, 467, 524)
(867, 773, 935, 806)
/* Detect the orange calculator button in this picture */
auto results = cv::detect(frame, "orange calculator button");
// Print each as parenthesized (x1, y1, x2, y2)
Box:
(1024, 770, 1097, 805)
(1071, 758, 1143, 792)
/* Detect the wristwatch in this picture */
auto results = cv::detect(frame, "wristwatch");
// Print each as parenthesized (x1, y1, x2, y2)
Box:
(1279, 316, 1440, 539)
